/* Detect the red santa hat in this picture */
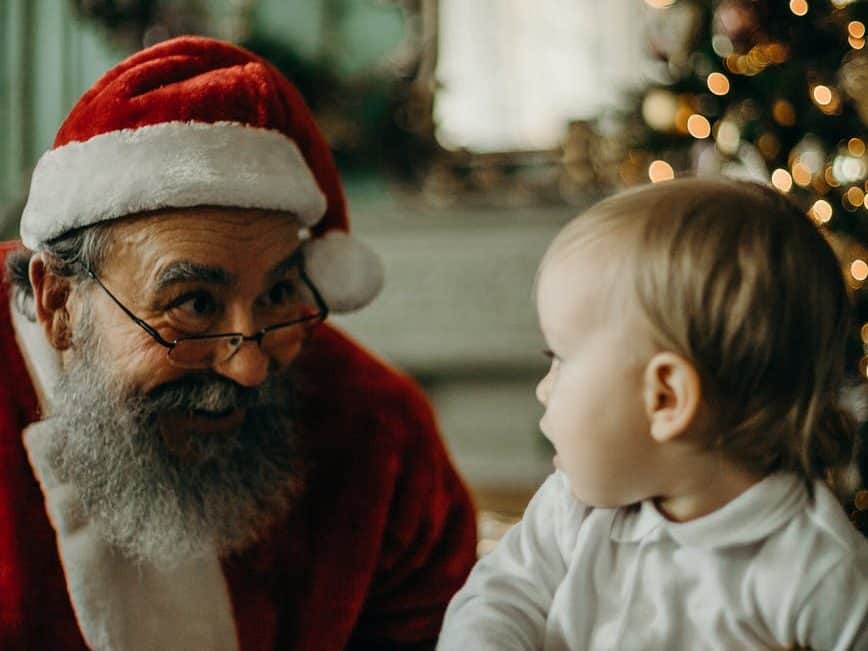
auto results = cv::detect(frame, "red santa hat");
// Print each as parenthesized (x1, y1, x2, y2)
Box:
(19, 35, 382, 312)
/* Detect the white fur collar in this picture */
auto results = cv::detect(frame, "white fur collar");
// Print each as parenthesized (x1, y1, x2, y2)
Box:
(13, 302, 239, 650)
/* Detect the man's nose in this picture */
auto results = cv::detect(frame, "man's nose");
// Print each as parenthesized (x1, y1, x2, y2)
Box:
(212, 309, 271, 387)
(213, 341, 270, 387)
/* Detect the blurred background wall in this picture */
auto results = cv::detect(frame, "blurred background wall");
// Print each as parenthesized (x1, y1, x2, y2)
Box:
(3, 0, 867, 533)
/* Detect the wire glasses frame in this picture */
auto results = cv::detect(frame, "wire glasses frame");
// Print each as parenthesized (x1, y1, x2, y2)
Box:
(83, 253, 329, 369)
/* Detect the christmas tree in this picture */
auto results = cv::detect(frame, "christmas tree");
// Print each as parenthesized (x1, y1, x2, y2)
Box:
(619, 0, 868, 532)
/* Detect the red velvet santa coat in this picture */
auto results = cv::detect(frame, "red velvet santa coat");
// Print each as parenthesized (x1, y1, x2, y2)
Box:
(0, 242, 477, 650)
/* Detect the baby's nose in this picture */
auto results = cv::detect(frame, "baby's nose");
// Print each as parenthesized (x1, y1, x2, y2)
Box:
(536, 374, 550, 405)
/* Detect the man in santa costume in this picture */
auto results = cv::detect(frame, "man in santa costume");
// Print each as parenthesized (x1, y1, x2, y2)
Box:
(0, 35, 476, 650)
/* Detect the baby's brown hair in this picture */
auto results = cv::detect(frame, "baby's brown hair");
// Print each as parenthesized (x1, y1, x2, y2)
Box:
(545, 177, 854, 481)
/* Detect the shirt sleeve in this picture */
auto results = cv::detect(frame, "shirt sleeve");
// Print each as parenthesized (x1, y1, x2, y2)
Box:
(436, 471, 585, 651)
(793, 550, 868, 651)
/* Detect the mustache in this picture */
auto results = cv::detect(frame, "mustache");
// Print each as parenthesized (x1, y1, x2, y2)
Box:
(144, 374, 279, 414)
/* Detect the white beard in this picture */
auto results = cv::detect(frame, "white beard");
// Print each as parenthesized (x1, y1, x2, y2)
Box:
(50, 310, 306, 566)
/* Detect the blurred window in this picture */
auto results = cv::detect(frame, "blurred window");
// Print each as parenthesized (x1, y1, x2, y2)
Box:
(435, 0, 653, 152)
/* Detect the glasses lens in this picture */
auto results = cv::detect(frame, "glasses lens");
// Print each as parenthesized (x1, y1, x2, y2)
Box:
(169, 335, 242, 369)
(262, 314, 323, 357)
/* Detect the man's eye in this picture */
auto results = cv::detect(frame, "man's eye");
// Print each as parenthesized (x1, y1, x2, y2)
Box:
(264, 282, 298, 306)
(168, 291, 218, 317)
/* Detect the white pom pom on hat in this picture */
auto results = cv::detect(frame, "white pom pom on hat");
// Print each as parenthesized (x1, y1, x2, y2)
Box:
(19, 35, 382, 313)
(303, 231, 384, 313)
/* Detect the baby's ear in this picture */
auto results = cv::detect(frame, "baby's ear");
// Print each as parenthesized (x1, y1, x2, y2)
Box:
(29, 253, 74, 351)
(642, 352, 702, 443)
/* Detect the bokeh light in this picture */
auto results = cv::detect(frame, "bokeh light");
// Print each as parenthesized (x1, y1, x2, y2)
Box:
(648, 160, 675, 183)
(789, 0, 809, 16)
(792, 162, 813, 186)
(847, 186, 866, 208)
(812, 85, 833, 106)
(809, 199, 833, 224)
(852, 259, 868, 281)
(707, 72, 730, 96)
(771, 168, 794, 192)
(715, 121, 740, 155)
(772, 100, 797, 126)
(687, 114, 711, 139)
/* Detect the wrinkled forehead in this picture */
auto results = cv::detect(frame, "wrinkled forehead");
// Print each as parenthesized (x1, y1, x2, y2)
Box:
(100, 206, 303, 283)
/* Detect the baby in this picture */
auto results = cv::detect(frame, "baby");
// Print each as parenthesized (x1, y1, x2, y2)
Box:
(437, 178, 868, 650)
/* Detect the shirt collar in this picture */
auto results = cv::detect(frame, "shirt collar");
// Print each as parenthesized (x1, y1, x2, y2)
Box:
(610, 473, 808, 549)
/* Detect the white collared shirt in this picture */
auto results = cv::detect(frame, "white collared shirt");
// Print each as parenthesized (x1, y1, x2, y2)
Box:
(438, 471, 868, 650)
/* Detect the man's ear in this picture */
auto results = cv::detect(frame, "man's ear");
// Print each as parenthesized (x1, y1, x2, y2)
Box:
(29, 253, 74, 350)
(642, 352, 702, 443)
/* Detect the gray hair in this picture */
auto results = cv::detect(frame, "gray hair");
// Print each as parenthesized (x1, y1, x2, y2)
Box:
(5, 223, 115, 320)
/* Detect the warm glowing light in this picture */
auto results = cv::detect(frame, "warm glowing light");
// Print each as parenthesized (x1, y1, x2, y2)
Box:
(832, 0, 856, 7)
(767, 43, 789, 63)
(706, 72, 730, 96)
(847, 186, 866, 207)
(771, 168, 793, 192)
(716, 121, 740, 154)
(852, 259, 868, 281)
(850, 138, 867, 157)
(861, 323, 868, 343)
(850, 36, 865, 50)
(687, 114, 711, 139)
(644, 0, 676, 7)
(865, 193, 868, 210)
(674, 104, 693, 134)
(833, 154, 868, 183)
(860, 355, 868, 378)
(792, 162, 813, 186)
(757, 133, 780, 159)
(725, 55, 743, 75)
(789, 0, 808, 16)
(825, 166, 840, 187)
(810, 199, 833, 224)
(648, 160, 675, 183)
(642, 90, 678, 132)
(812, 85, 833, 106)
(772, 100, 796, 126)
(849, 21, 866, 39)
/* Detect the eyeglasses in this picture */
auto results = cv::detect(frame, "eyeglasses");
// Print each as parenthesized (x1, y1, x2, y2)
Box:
(83, 252, 328, 369)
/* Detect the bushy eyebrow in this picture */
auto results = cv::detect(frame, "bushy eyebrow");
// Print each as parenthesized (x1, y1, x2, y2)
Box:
(154, 262, 235, 291)
(265, 247, 305, 283)
(153, 247, 305, 292)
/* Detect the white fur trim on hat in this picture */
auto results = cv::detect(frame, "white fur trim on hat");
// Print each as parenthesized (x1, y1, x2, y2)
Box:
(303, 231, 384, 313)
(20, 121, 327, 250)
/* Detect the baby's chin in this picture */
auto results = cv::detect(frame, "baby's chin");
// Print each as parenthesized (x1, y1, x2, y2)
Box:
(566, 479, 641, 510)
